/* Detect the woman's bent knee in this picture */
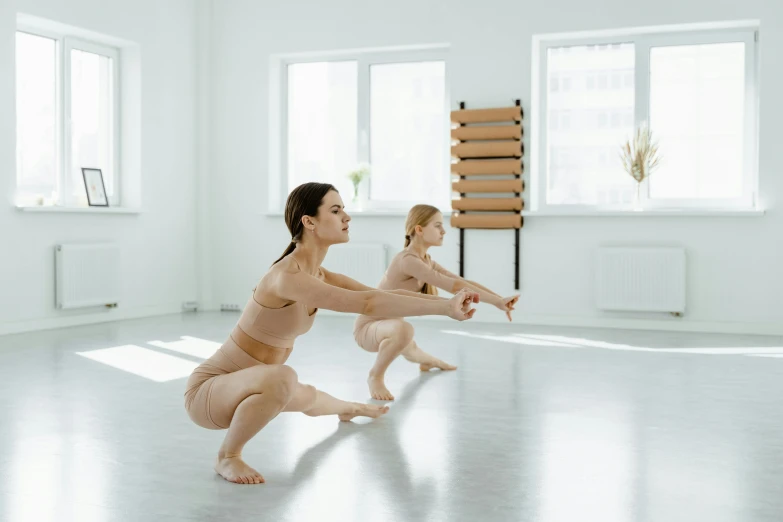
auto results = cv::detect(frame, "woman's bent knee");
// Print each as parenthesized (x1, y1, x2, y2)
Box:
(255, 365, 298, 404)
(395, 320, 415, 345)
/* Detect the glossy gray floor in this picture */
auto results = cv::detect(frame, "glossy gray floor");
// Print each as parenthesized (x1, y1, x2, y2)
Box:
(1, 312, 783, 522)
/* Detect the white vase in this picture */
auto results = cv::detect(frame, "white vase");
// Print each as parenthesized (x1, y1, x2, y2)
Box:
(350, 182, 366, 210)
(633, 183, 643, 211)
(351, 179, 371, 210)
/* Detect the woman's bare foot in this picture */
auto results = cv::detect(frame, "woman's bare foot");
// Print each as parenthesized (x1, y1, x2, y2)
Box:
(338, 402, 390, 422)
(214, 454, 265, 484)
(368, 375, 395, 401)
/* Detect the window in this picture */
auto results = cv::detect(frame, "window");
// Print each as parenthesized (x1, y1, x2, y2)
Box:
(535, 24, 758, 211)
(286, 61, 357, 197)
(16, 32, 58, 201)
(16, 28, 119, 207)
(280, 49, 448, 210)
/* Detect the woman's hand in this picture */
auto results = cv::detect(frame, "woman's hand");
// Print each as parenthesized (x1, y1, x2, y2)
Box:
(448, 289, 479, 321)
(495, 295, 520, 321)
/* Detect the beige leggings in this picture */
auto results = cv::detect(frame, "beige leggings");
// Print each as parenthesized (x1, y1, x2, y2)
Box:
(353, 315, 416, 353)
(184, 336, 266, 430)
(354, 315, 388, 352)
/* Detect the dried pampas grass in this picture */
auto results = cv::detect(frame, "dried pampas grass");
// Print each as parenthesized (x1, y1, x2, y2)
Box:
(620, 122, 661, 184)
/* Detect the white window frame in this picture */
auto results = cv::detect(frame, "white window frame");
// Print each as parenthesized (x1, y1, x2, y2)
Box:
(16, 25, 121, 207)
(532, 22, 759, 213)
(273, 46, 450, 212)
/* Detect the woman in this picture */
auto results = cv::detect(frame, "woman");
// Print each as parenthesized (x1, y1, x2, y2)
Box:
(354, 204, 519, 401)
(184, 184, 479, 485)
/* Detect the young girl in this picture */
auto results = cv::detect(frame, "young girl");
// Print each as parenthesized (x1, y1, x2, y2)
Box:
(184, 185, 479, 484)
(353, 204, 519, 400)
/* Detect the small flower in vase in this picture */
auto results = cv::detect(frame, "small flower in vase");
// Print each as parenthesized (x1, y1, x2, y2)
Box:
(620, 122, 661, 211)
(346, 163, 371, 205)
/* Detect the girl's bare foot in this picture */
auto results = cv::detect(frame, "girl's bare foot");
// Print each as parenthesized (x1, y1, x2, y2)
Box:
(338, 402, 390, 422)
(403, 344, 457, 372)
(368, 375, 395, 401)
(214, 454, 265, 484)
(419, 358, 457, 372)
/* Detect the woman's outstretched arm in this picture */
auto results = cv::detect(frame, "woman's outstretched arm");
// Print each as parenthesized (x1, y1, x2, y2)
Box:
(321, 268, 446, 301)
(273, 269, 476, 320)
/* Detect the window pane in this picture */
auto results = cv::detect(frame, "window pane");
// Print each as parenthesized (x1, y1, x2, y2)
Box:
(546, 44, 635, 205)
(70, 49, 115, 201)
(649, 43, 745, 199)
(16, 32, 58, 196)
(287, 61, 357, 196)
(370, 61, 447, 204)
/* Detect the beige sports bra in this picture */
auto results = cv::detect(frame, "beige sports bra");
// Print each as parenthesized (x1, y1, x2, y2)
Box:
(236, 290, 318, 349)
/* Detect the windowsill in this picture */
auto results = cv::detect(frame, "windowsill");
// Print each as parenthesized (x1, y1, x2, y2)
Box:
(264, 208, 767, 218)
(521, 208, 766, 217)
(16, 205, 143, 215)
(263, 209, 410, 217)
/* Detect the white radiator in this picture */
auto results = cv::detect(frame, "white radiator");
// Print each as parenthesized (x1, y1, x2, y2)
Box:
(596, 247, 686, 313)
(55, 243, 121, 310)
(322, 243, 388, 287)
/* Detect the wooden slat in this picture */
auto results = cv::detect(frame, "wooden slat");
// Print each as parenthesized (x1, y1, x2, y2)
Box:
(451, 213, 522, 229)
(452, 179, 524, 193)
(451, 106, 523, 124)
(451, 125, 522, 141)
(451, 141, 523, 159)
(451, 159, 522, 176)
(451, 198, 524, 211)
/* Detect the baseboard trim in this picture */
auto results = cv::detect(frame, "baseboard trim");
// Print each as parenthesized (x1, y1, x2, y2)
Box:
(315, 309, 783, 336)
(508, 314, 783, 336)
(0, 304, 185, 337)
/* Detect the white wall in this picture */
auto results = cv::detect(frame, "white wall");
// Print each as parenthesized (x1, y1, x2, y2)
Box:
(206, 0, 783, 335)
(0, 0, 200, 334)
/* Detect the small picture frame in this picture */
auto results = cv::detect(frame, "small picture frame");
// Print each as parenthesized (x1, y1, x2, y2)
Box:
(81, 168, 109, 207)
